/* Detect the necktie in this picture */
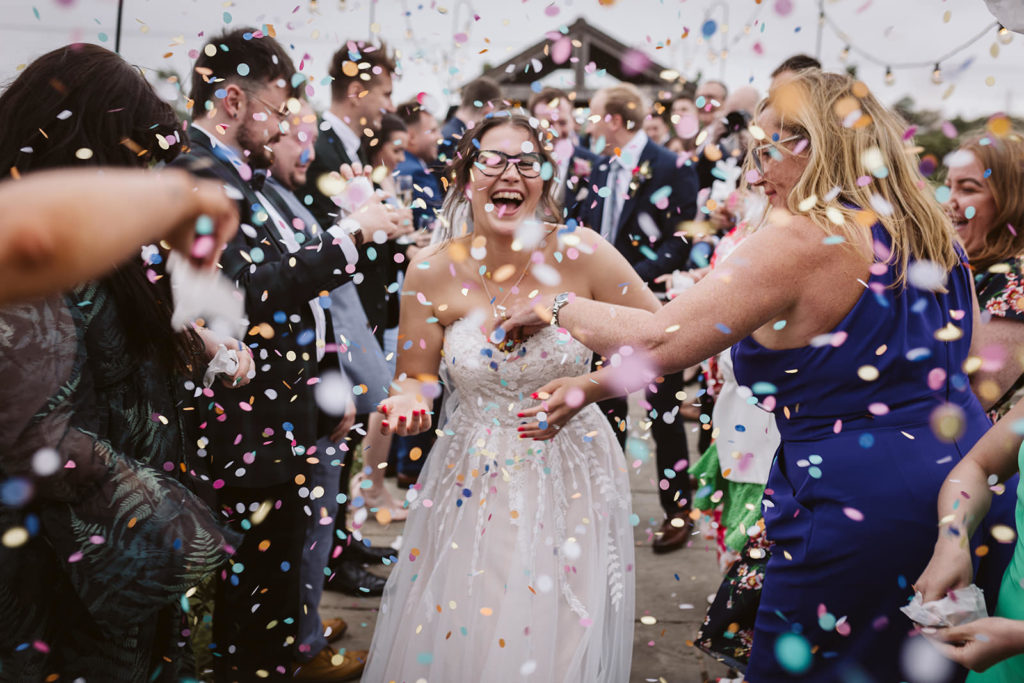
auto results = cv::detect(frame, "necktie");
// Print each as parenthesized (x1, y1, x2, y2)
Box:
(601, 159, 622, 242)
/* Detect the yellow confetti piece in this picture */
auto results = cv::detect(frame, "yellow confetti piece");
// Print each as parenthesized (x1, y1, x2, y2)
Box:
(934, 323, 963, 341)
(798, 195, 817, 212)
(665, 324, 680, 333)
(992, 524, 1016, 544)
(480, 607, 493, 616)
(258, 539, 271, 551)
(75, 147, 93, 160)
(857, 365, 879, 381)
(376, 507, 392, 525)
(640, 616, 657, 625)
(2, 526, 29, 548)
(826, 207, 845, 225)
(988, 115, 1011, 137)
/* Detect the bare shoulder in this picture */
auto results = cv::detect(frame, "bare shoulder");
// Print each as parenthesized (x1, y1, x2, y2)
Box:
(735, 213, 870, 274)
(403, 241, 451, 291)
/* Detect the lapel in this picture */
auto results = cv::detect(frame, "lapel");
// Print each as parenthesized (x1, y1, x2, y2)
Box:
(584, 156, 611, 227)
(616, 140, 657, 234)
(186, 130, 289, 259)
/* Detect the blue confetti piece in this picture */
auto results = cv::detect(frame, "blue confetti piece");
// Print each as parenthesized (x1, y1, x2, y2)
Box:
(296, 328, 315, 346)
(715, 322, 732, 334)
(751, 381, 777, 395)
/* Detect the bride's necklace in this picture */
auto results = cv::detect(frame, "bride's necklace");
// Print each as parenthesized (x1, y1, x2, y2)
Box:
(479, 257, 531, 352)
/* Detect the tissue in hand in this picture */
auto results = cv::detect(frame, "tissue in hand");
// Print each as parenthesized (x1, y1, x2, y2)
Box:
(900, 585, 988, 627)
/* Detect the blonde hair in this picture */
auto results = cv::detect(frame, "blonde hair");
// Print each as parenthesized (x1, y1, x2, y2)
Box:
(757, 69, 958, 287)
(955, 129, 1024, 271)
(599, 84, 646, 130)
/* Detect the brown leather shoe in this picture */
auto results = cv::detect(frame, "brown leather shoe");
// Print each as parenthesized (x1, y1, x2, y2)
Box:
(292, 646, 366, 681)
(652, 513, 694, 554)
(322, 617, 347, 644)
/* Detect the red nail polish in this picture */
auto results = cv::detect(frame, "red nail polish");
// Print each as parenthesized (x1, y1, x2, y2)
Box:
(530, 393, 538, 399)
(516, 412, 525, 417)
(398, 416, 406, 422)
(518, 434, 526, 439)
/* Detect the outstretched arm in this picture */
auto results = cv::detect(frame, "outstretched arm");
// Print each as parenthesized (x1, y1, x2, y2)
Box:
(378, 246, 446, 436)
(0, 168, 237, 304)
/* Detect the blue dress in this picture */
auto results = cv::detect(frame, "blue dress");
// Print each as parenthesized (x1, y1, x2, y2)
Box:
(733, 223, 1016, 681)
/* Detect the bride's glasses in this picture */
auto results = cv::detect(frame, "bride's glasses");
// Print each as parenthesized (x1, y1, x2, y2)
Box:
(474, 150, 543, 178)
(751, 135, 804, 175)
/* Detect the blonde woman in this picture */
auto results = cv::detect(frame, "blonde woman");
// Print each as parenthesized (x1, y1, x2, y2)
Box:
(504, 70, 1015, 680)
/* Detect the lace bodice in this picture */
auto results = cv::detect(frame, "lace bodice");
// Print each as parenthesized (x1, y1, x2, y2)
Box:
(442, 315, 593, 425)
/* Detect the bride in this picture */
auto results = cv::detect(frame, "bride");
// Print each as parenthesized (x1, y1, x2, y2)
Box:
(363, 113, 658, 682)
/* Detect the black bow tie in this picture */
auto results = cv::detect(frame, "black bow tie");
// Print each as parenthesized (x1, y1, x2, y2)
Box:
(250, 170, 267, 192)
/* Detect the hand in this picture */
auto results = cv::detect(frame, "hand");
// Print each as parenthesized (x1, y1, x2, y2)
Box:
(500, 299, 551, 344)
(329, 395, 357, 442)
(516, 376, 590, 440)
(391, 206, 415, 238)
(337, 162, 372, 181)
(914, 537, 975, 603)
(166, 176, 239, 270)
(925, 617, 1024, 672)
(708, 204, 735, 232)
(219, 339, 255, 389)
(350, 196, 403, 241)
(378, 394, 432, 436)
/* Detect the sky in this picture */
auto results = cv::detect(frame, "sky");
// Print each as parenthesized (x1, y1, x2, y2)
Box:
(1, 0, 1021, 122)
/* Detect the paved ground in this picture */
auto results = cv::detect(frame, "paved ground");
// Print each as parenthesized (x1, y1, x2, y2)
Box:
(320, 411, 736, 683)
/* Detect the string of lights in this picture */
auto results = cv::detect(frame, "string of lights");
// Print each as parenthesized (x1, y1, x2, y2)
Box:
(821, 9, 1010, 85)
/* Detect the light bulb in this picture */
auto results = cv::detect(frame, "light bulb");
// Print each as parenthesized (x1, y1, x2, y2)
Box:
(931, 63, 942, 85)
(998, 25, 1013, 45)
(884, 67, 894, 86)
(840, 45, 850, 61)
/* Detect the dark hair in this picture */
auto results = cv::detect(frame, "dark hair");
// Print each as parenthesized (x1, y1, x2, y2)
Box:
(395, 99, 429, 128)
(328, 40, 396, 102)
(527, 87, 571, 116)
(439, 113, 560, 241)
(362, 113, 406, 163)
(190, 27, 298, 120)
(771, 54, 822, 78)
(0, 43, 181, 175)
(652, 98, 673, 125)
(0, 43, 201, 375)
(460, 77, 502, 111)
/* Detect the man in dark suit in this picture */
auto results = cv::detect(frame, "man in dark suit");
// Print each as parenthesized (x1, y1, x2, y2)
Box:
(174, 28, 395, 681)
(527, 86, 597, 223)
(577, 83, 700, 555)
(298, 41, 399, 346)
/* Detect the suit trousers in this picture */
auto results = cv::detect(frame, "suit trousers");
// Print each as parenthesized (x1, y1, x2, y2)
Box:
(296, 438, 343, 661)
(213, 481, 308, 681)
(597, 369, 692, 517)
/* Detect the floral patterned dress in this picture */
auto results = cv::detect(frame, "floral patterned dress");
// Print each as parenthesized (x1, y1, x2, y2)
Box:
(975, 256, 1024, 417)
(0, 283, 234, 682)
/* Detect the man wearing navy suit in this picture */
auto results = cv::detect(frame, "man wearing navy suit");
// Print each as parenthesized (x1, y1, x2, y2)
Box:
(527, 86, 597, 223)
(578, 83, 699, 554)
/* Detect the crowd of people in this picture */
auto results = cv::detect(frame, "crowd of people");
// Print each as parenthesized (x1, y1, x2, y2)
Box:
(1, 21, 1024, 683)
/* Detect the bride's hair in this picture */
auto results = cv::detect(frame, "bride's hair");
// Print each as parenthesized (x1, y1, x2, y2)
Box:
(437, 112, 561, 243)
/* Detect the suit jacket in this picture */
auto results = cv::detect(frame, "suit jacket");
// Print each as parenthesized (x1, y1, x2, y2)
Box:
(560, 144, 598, 224)
(173, 128, 353, 487)
(577, 139, 698, 283)
(298, 118, 397, 343)
(395, 150, 442, 230)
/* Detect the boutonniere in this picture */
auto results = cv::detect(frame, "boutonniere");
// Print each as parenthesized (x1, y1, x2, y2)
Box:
(572, 157, 593, 179)
(628, 160, 653, 196)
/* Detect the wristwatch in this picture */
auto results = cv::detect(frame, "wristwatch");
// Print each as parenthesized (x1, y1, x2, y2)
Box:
(338, 217, 365, 247)
(550, 291, 571, 327)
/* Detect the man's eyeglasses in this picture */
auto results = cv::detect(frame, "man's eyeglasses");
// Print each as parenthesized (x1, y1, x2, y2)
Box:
(751, 134, 803, 175)
(249, 93, 290, 121)
(474, 150, 542, 178)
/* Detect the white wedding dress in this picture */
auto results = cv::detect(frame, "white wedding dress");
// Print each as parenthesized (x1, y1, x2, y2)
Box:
(364, 316, 635, 682)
